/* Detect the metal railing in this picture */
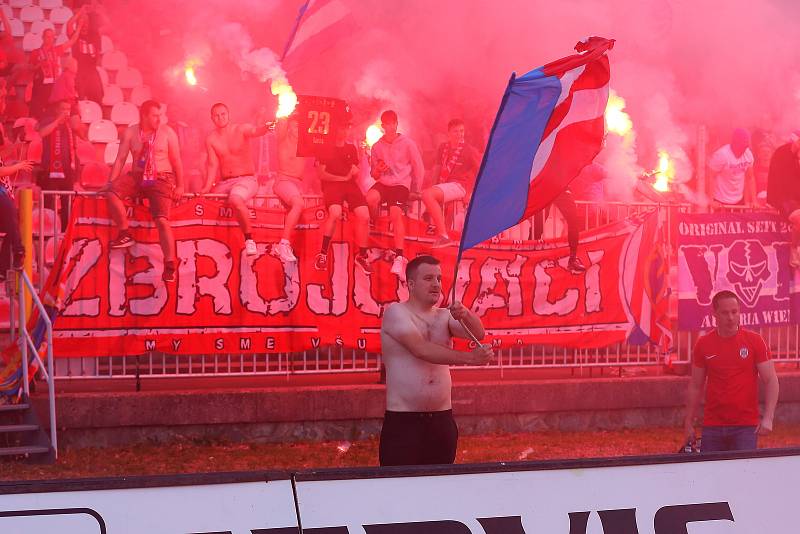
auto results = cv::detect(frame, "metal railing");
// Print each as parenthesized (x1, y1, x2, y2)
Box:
(11, 190, 799, 381)
(17, 269, 57, 458)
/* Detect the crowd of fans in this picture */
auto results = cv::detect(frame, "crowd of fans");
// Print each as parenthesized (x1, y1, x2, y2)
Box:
(1, 0, 800, 285)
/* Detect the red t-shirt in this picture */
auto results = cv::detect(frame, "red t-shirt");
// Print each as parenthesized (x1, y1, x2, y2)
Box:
(692, 328, 770, 426)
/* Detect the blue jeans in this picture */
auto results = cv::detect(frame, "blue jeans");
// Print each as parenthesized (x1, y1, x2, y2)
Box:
(701, 425, 758, 452)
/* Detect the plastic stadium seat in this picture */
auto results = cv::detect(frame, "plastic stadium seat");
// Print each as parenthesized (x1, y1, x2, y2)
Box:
(110, 102, 138, 125)
(30, 19, 55, 35)
(96, 66, 109, 86)
(39, 0, 64, 9)
(88, 119, 118, 143)
(80, 161, 109, 190)
(129, 85, 151, 107)
(104, 140, 132, 166)
(77, 99, 102, 123)
(31, 207, 60, 236)
(101, 84, 123, 106)
(101, 50, 127, 71)
(0, 5, 12, 19)
(48, 6, 72, 25)
(100, 34, 113, 54)
(19, 5, 44, 23)
(115, 67, 142, 89)
(8, 18, 24, 37)
(22, 32, 42, 52)
(9, 0, 33, 9)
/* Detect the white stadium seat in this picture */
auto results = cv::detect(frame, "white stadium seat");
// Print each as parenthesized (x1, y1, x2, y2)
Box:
(19, 5, 44, 23)
(31, 208, 60, 236)
(39, 0, 64, 9)
(115, 67, 142, 89)
(129, 85, 152, 107)
(101, 50, 127, 71)
(22, 32, 42, 52)
(104, 140, 132, 166)
(8, 18, 24, 38)
(10, 0, 33, 9)
(88, 119, 118, 143)
(110, 102, 138, 125)
(78, 100, 102, 124)
(48, 6, 72, 25)
(101, 84, 123, 106)
(100, 34, 113, 54)
(96, 66, 109, 86)
(30, 19, 55, 35)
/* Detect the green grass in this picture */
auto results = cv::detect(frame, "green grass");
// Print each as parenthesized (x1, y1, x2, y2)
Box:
(3, 425, 800, 482)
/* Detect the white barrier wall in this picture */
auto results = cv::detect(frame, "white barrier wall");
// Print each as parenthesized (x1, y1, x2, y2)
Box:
(1, 451, 798, 533)
(0, 479, 298, 534)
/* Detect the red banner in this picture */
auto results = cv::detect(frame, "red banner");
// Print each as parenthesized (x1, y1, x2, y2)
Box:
(48, 197, 670, 357)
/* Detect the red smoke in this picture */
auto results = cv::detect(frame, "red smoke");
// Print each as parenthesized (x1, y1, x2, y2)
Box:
(103, 0, 800, 197)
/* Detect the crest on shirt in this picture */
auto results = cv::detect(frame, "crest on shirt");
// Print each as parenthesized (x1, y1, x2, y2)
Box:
(739, 347, 749, 359)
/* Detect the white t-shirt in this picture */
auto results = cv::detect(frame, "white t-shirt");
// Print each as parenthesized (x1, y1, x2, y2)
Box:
(709, 144, 754, 204)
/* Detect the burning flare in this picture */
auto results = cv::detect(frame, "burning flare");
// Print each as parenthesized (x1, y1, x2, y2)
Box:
(184, 66, 198, 86)
(271, 79, 298, 119)
(605, 90, 632, 136)
(653, 150, 674, 192)
(365, 121, 382, 148)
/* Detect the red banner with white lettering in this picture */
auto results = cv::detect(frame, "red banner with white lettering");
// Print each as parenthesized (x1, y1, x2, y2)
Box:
(48, 197, 670, 357)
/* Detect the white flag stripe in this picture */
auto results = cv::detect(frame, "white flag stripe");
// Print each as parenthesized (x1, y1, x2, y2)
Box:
(528, 84, 609, 183)
(287, 0, 349, 58)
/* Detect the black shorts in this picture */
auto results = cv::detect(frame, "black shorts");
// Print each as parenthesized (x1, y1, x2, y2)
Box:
(370, 183, 410, 209)
(322, 180, 367, 209)
(379, 409, 458, 466)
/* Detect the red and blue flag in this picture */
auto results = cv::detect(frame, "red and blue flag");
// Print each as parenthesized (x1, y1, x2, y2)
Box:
(460, 37, 614, 251)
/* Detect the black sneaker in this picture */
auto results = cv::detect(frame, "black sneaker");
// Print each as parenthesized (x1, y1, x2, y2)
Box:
(110, 232, 134, 249)
(162, 261, 177, 283)
(567, 256, 586, 273)
(314, 253, 328, 271)
(355, 253, 372, 275)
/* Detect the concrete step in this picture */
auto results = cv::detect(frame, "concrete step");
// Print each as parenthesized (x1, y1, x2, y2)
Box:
(0, 424, 38, 433)
(0, 445, 50, 457)
(0, 402, 30, 413)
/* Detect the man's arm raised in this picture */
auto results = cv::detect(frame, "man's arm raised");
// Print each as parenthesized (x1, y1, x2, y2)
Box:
(382, 304, 492, 366)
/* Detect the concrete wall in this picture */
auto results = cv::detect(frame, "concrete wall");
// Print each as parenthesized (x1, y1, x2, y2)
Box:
(35, 374, 800, 448)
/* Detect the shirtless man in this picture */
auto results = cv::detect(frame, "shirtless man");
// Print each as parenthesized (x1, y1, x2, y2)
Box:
(105, 100, 184, 282)
(272, 116, 307, 263)
(202, 103, 272, 256)
(379, 255, 493, 466)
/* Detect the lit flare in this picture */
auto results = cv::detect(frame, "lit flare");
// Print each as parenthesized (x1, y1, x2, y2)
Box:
(653, 150, 673, 192)
(365, 121, 382, 147)
(605, 90, 632, 136)
(184, 65, 198, 86)
(271, 80, 298, 119)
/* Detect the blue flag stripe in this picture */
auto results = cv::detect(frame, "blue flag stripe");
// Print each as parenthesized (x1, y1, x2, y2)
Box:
(460, 70, 561, 250)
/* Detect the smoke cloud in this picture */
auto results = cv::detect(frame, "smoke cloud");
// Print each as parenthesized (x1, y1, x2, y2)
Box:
(104, 0, 800, 197)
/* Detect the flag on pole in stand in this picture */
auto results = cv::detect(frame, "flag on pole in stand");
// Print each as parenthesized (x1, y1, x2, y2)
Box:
(459, 37, 615, 253)
(281, 0, 356, 71)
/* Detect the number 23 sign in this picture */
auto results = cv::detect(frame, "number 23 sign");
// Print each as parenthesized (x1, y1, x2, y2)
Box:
(295, 95, 351, 157)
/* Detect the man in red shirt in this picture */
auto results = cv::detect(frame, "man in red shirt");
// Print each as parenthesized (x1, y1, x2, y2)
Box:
(684, 290, 779, 452)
